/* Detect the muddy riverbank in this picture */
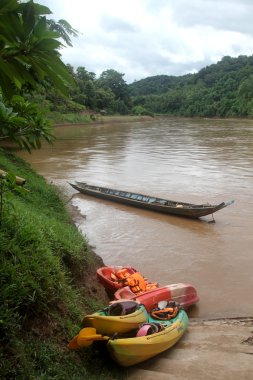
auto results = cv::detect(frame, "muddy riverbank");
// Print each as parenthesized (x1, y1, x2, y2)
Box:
(67, 198, 253, 379)
(127, 317, 253, 380)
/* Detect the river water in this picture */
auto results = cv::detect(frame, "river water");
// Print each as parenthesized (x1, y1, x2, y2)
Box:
(18, 117, 253, 319)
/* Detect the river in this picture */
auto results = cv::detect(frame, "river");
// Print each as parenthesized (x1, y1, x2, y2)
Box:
(18, 117, 253, 319)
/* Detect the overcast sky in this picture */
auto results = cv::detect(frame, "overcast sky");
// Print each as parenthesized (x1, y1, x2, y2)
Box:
(39, 0, 253, 83)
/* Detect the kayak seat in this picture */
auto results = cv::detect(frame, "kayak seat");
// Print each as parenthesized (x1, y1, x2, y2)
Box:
(136, 322, 163, 337)
(108, 303, 123, 316)
(108, 301, 140, 316)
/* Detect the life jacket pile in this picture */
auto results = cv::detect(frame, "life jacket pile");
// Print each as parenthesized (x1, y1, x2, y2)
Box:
(110, 267, 158, 295)
(150, 301, 180, 320)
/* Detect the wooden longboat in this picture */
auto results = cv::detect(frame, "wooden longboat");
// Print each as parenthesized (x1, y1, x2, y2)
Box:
(69, 181, 234, 219)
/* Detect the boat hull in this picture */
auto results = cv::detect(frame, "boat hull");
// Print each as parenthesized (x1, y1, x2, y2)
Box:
(82, 304, 148, 335)
(70, 181, 234, 219)
(107, 310, 189, 367)
(96, 265, 137, 294)
(114, 283, 199, 311)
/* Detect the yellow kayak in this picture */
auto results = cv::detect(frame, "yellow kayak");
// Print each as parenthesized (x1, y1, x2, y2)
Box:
(69, 302, 188, 367)
(82, 300, 148, 335)
(107, 309, 188, 367)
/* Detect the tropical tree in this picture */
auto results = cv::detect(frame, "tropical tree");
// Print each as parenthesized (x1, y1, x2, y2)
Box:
(73, 66, 97, 108)
(0, 0, 77, 151)
(94, 87, 115, 111)
(96, 69, 131, 113)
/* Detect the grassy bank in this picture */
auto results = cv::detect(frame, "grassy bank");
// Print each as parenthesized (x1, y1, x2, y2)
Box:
(0, 149, 124, 379)
(51, 113, 154, 126)
(47, 112, 93, 125)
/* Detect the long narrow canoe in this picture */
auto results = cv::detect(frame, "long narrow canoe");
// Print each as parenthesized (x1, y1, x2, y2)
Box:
(69, 181, 234, 219)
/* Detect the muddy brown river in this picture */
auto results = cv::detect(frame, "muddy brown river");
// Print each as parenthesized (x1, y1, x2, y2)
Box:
(18, 117, 253, 319)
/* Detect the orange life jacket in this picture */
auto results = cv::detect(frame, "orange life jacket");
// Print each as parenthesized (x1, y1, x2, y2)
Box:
(111, 268, 158, 293)
(110, 273, 118, 282)
(116, 268, 131, 280)
(146, 282, 158, 291)
(124, 272, 147, 294)
(111, 268, 133, 283)
(151, 306, 179, 320)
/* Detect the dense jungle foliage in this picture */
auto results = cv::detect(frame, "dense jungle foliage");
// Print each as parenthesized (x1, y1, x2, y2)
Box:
(0, 0, 79, 151)
(41, 55, 253, 119)
(129, 55, 253, 117)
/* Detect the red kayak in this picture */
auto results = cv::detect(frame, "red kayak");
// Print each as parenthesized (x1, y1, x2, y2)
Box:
(114, 283, 199, 311)
(96, 266, 158, 295)
(97, 266, 199, 310)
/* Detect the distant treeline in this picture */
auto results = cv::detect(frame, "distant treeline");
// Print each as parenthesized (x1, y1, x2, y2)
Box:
(129, 55, 253, 117)
(34, 55, 253, 118)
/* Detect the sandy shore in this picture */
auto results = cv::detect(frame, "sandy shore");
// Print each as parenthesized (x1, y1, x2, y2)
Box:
(127, 317, 253, 379)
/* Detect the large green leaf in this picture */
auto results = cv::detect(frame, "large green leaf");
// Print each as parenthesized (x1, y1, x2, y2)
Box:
(0, 14, 23, 43)
(0, 0, 18, 14)
(0, 72, 15, 98)
(48, 19, 78, 47)
(22, 0, 36, 36)
(41, 53, 75, 84)
(18, 1, 52, 16)
(0, 59, 21, 82)
(33, 17, 60, 40)
(33, 38, 62, 51)
(36, 62, 70, 95)
(12, 58, 37, 87)
(0, 0, 78, 152)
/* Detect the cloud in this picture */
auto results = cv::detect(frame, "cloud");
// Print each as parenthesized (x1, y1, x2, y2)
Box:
(172, 0, 253, 33)
(39, 0, 253, 83)
(100, 16, 138, 33)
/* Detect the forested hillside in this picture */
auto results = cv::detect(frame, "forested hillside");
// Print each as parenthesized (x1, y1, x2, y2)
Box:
(129, 55, 253, 117)
(28, 55, 253, 119)
(128, 75, 186, 96)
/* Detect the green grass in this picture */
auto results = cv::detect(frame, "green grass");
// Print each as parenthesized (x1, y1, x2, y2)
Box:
(47, 111, 154, 125)
(47, 112, 94, 124)
(0, 148, 126, 379)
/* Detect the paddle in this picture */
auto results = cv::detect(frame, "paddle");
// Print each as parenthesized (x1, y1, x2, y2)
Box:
(68, 327, 109, 349)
